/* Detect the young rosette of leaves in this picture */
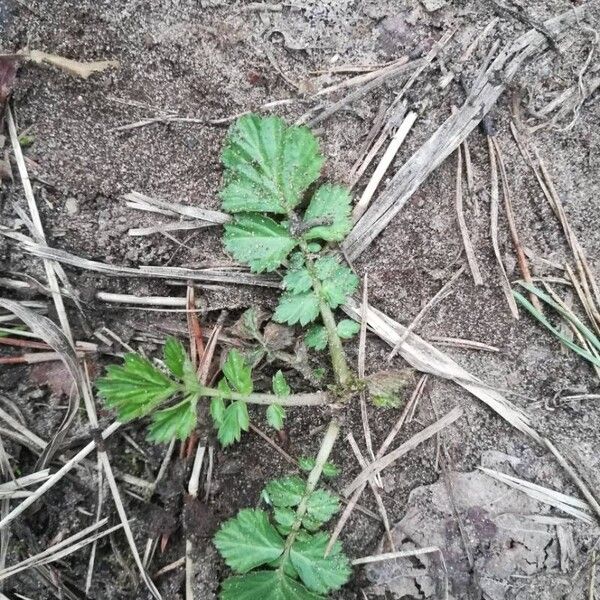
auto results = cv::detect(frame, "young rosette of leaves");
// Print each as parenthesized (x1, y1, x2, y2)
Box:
(96, 337, 200, 442)
(210, 349, 252, 447)
(214, 476, 351, 599)
(220, 115, 354, 274)
(276, 254, 359, 331)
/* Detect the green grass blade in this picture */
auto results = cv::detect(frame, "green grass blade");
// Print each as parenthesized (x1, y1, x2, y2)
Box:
(513, 290, 600, 367)
(517, 282, 600, 354)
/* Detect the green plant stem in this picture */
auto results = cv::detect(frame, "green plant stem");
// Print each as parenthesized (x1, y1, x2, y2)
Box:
(318, 298, 352, 387)
(197, 385, 329, 406)
(297, 239, 352, 387)
(282, 418, 340, 554)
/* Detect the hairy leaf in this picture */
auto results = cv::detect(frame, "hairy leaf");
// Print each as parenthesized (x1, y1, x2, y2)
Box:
(272, 370, 291, 396)
(290, 533, 352, 594)
(264, 476, 305, 508)
(224, 214, 297, 272)
(274, 292, 319, 327)
(97, 353, 179, 421)
(163, 337, 187, 378)
(305, 490, 340, 525)
(283, 267, 313, 294)
(220, 570, 322, 600)
(221, 114, 324, 214)
(314, 257, 358, 309)
(298, 458, 340, 478)
(266, 404, 285, 431)
(223, 349, 253, 395)
(210, 396, 226, 426)
(305, 325, 327, 350)
(303, 185, 352, 242)
(336, 319, 360, 339)
(273, 506, 296, 533)
(147, 397, 197, 443)
(214, 509, 284, 574)
(218, 400, 250, 447)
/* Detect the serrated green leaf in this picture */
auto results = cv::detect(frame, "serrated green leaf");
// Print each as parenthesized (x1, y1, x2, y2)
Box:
(264, 476, 305, 508)
(305, 325, 327, 351)
(266, 404, 285, 431)
(303, 184, 352, 242)
(298, 458, 340, 478)
(224, 214, 297, 273)
(273, 506, 296, 534)
(218, 400, 250, 447)
(210, 397, 226, 426)
(274, 292, 320, 327)
(221, 114, 324, 214)
(337, 319, 360, 339)
(283, 267, 313, 294)
(305, 490, 339, 525)
(290, 532, 352, 594)
(163, 337, 187, 378)
(272, 370, 291, 396)
(314, 257, 358, 309)
(97, 353, 180, 422)
(306, 242, 321, 253)
(223, 349, 253, 395)
(220, 570, 322, 600)
(214, 509, 285, 574)
(147, 397, 197, 443)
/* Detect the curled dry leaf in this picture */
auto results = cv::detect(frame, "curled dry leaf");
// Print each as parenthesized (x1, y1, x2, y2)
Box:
(366, 369, 414, 408)
(19, 49, 119, 79)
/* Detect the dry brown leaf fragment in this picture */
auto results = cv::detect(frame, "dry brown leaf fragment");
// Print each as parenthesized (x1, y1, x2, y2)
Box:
(20, 49, 119, 79)
(0, 55, 19, 107)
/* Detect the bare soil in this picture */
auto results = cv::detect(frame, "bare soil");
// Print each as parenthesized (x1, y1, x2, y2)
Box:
(1, 0, 599, 598)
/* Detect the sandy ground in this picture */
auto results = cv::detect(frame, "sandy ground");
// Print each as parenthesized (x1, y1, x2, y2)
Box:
(1, 0, 600, 598)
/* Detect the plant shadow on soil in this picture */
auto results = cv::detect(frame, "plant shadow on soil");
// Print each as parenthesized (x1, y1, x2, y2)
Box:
(1, 0, 600, 598)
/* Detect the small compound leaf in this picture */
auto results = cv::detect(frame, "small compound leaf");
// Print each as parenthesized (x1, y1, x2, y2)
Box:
(163, 337, 187, 378)
(283, 267, 313, 295)
(336, 319, 360, 339)
(97, 353, 179, 421)
(221, 114, 324, 214)
(210, 396, 226, 426)
(218, 400, 250, 447)
(305, 325, 327, 351)
(272, 370, 291, 396)
(223, 349, 253, 395)
(303, 184, 352, 242)
(290, 532, 352, 594)
(314, 257, 358, 309)
(274, 292, 319, 327)
(263, 476, 305, 508)
(298, 457, 340, 478)
(224, 214, 297, 273)
(273, 506, 296, 534)
(219, 570, 322, 600)
(214, 509, 285, 574)
(306, 489, 339, 525)
(266, 404, 285, 431)
(147, 397, 197, 443)
(367, 369, 414, 408)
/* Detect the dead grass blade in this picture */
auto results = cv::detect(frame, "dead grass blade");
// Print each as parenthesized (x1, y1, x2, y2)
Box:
(0, 520, 123, 581)
(344, 297, 540, 442)
(455, 144, 483, 286)
(8, 238, 280, 288)
(21, 49, 118, 79)
(479, 466, 593, 523)
(343, 7, 584, 260)
(487, 136, 519, 318)
(124, 191, 229, 225)
(0, 300, 81, 467)
(6, 107, 73, 342)
(343, 406, 463, 496)
(352, 546, 440, 566)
